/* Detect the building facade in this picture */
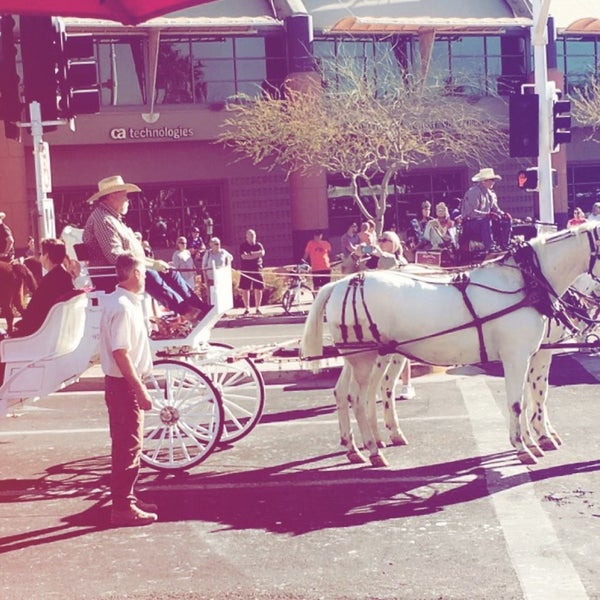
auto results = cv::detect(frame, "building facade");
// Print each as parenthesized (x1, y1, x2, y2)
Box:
(1, 0, 600, 264)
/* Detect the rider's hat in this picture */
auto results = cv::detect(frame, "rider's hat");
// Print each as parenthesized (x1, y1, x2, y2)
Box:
(471, 168, 502, 182)
(86, 175, 141, 204)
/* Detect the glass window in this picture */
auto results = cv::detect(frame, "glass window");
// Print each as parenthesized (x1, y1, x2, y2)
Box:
(97, 37, 146, 106)
(561, 37, 599, 93)
(155, 36, 278, 105)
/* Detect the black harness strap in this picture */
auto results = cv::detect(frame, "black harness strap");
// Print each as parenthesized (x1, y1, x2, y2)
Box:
(453, 273, 489, 364)
(351, 274, 363, 341)
(339, 280, 352, 343)
(358, 275, 382, 343)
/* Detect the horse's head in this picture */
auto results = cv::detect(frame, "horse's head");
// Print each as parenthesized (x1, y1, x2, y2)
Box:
(530, 222, 600, 298)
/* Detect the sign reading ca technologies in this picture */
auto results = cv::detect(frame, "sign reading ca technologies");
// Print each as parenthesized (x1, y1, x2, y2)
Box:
(110, 126, 194, 141)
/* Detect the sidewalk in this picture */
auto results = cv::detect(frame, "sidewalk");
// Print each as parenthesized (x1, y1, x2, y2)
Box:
(216, 303, 306, 328)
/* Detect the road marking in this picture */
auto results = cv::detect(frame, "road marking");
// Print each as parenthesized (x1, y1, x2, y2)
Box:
(0, 415, 468, 437)
(573, 352, 600, 379)
(457, 377, 589, 600)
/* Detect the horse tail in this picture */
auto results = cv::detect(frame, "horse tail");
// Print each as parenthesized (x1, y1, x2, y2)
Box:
(300, 280, 336, 367)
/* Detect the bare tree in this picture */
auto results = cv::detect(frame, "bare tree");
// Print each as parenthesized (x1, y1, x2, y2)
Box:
(571, 76, 600, 133)
(218, 53, 507, 233)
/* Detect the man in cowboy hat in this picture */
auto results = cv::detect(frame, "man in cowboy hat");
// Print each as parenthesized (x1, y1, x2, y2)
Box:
(461, 167, 511, 253)
(83, 175, 209, 322)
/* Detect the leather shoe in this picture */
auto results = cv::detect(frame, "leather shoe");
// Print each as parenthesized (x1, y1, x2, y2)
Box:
(111, 505, 158, 527)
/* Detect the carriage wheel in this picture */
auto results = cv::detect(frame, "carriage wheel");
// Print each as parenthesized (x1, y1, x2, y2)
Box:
(141, 359, 224, 471)
(190, 342, 265, 444)
(281, 284, 314, 315)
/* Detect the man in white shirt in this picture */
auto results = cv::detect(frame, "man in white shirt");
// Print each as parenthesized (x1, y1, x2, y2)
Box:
(100, 252, 157, 527)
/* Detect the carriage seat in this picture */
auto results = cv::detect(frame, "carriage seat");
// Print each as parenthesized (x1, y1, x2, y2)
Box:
(0, 291, 88, 364)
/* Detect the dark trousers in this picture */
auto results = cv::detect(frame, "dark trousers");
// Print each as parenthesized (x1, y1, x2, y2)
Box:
(312, 269, 331, 290)
(462, 219, 492, 251)
(105, 375, 143, 510)
(145, 269, 206, 314)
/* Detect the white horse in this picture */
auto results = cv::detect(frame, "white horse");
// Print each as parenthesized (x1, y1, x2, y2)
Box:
(301, 223, 600, 466)
(334, 274, 600, 462)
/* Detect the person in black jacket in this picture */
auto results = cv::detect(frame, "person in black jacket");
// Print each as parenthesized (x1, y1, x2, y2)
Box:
(12, 238, 75, 337)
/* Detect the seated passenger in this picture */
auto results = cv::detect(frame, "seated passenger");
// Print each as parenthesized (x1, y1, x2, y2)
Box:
(83, 176, 209, 323)
(422, 202, 456, 250)
(12, 238, 75, 338)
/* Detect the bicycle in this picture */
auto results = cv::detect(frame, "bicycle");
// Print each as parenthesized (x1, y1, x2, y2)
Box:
(281, 262, 315, 315)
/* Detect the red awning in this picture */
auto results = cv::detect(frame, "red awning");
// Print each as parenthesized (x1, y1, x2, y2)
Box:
(0, 0, 219, 26)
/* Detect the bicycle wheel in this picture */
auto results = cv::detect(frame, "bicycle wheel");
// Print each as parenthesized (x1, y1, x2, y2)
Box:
(190, 342, 265, 444)
(142, 359, 224, 471)
(282, 284, 314, 315)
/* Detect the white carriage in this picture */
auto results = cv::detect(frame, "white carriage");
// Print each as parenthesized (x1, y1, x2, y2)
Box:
(0, 234, 265, 472)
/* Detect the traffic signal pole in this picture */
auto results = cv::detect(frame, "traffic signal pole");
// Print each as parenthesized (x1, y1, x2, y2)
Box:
(22, 101, 61, 239)
(532, 0, 554, 224)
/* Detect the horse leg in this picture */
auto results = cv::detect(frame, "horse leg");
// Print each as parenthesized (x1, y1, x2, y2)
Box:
(334, 362, 365, 463)
(380, 354, 408, 446)
(348, 354, 388, 467)
(502, 352, 538, 465)
(527, 350, 561, 451)
(369, 356, 391, 448)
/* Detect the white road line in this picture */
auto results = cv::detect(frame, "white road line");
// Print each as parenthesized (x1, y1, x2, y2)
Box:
(457, 377, 589, 600)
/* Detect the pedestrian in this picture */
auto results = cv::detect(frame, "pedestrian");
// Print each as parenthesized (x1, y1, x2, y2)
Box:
(587, 202, 600, 222)
(303, 230, 332, 291)
(99, 252, 158, 527)
(0, 211, 15, 263)
(239, 228, 265, 316)
(24, 236, 36, 258)
(202, 236, 233, 289)
(567, 207, 587, 228)
(340, 222, 359, 258)
(171, 236, 196, 289)
(134, 231, 154, 259)
(188, 226, 206, 273)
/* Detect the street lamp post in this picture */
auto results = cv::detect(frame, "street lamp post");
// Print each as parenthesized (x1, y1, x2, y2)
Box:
(532, 0, 554, 224)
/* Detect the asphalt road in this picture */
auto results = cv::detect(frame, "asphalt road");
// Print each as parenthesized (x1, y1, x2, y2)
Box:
(0, 344, 599, 600)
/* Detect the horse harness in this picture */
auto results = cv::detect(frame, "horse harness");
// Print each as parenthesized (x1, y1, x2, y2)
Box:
(336, 229, 600, 364)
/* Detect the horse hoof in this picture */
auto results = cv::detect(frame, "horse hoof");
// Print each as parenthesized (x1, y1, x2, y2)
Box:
(370, 454, 389, 468)
(517, 449, 538, 465)
(538, 435, 559, 452)
(527, 444, 545, 458)
(347, 451, 368, 464)
(390, 434, 408, 446)
(376, 440, 387, 449)
(551, 433, 563, 446)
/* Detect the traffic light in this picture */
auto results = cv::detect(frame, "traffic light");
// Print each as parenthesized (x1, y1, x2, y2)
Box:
(552, 92, 572, 150)
(517, 168, 538, 191)
(509, 93, 539, 158)
(517, 167, 557, 192)
(58, 34, 100, 118)
(0, 15, 22, 140)
(20, 15, 63, 131)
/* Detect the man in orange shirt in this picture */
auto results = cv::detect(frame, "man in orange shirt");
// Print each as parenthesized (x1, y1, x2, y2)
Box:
(303, 230, 332, 290)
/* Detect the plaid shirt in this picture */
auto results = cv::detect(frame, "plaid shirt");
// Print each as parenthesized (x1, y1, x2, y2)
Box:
(83, 203, 144, 266)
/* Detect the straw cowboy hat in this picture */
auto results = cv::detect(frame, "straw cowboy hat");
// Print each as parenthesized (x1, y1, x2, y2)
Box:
(471, 168, 502, 182)
(86, 175, 141, 204)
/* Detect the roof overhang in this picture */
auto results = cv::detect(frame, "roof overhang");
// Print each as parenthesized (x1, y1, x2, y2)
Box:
(326, 16, 533, 36)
